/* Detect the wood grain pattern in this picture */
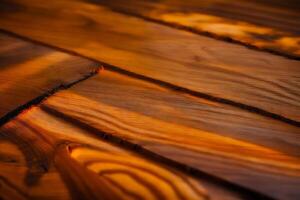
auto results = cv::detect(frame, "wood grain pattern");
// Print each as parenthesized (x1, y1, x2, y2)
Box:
(86, 0, 300, 33)
(87, 0, 300, 58)
(39, 70, 300, 200)
(0, 32, 99, 119)
(1, 0, 299, 122)
(0, 105, 244, 200)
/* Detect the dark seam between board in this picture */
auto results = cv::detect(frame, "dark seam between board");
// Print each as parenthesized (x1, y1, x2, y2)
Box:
(106, 6, 300, 61)
(0, 66, 101, 127)
(40, 105, 276, 200)
(0, 28, 299, 128)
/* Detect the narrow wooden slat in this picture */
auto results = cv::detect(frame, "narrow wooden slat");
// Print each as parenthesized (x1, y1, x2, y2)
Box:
(0, 0, 299, 122)
(87, 0, 300, 58)
(0, 33, 98, 119)
(39, 70, 300, 200)
(0, 105, 244, 200)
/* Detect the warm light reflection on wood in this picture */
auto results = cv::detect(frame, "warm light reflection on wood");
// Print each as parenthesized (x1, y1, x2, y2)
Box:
(0, 52, 70, 91)
(0, 0, 298, 122)
(0, 33, 98, 118)
(158, 12, 300, 55)
(38, 70, 300, 199)
(0, 1, 300, 199)
(46, 91, 300, 174)
(0, 106, 209, 200)
(71, 147, 207, 200)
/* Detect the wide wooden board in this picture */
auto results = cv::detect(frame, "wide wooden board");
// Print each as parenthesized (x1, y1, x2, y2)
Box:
(85, 0, 300, 32)
(40, 70, 300, 200)
(0, 0, 299, 122)
(0, 104, 244, 200)
(87, 0, 300, 57)
(0, 33, 98, 119)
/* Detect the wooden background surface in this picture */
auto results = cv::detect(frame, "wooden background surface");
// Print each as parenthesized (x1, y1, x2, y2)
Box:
(0, 0, 299, 199)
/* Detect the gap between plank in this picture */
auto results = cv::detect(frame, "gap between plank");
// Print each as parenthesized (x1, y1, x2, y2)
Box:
(0, 30, 288, 199)
(40, 105, 276, 200)
(0, 60, 275, 199)
(0, 67, 102, 127)
(1, 28, 299, 128)
(106, 7, 300, 61)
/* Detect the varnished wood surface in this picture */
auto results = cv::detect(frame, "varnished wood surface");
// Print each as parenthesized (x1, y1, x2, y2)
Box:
(0, 105, 245, 200)
(0, 0, 300, 199)
(87, 0, 300, 57)
(86, 0, 300, 32)
(39, 70, 300, 200)
(0, 32, 98, 119)
(0, 0, 299, 123)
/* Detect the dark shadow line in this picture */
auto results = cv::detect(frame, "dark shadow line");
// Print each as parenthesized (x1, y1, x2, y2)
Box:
(0, 67, 101, 127)
(0, 28, 299, 128)
(104, 63, 300, 127)
(40, 105, 276, 200)
(106, 7, 300, 61)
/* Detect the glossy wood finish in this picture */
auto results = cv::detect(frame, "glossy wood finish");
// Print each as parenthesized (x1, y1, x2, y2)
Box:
(0, 105, 244, 200)
(0, 33, 99, 119)
(39, 70, 300, 200)
(0, 0, 299, 123)
(0, 0, 299, 199)
(86, 0, 300, 32)
(87, 0, 300, 57)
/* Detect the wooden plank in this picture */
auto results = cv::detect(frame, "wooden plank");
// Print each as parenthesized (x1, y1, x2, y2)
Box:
(87, 0, 300, 58)
(1, 0, 299, 123)
(86, 0, 300, 32)
(0, 33, 99, 119)
(39, 70, 300, 200)
(0, 105, 244, 200)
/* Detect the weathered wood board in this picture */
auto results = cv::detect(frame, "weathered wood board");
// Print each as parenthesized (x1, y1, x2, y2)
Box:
(39, 70, 300, 200)
(0, 0, 299, 199)
(0, 105, 244, 200)
(87, 0, 300, 57)
(0, 0, 299, 123)
(83, 0, 300, 32)
(0, 33, 99, 119)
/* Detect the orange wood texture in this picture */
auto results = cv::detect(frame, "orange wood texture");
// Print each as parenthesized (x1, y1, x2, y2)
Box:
(0, 105, 245, 200)
(87, 0, 300, 58)
(0, 0, 299, 123)
(0, 0, 299, 199)
(0, 33, 98, 119)
(39, 70, 300, 200)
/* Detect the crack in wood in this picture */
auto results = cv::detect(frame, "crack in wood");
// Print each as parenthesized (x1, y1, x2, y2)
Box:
(0, 67, 101, 128)
(1, 28, 298, 128)
(40, 105, 275, 200)
(102, 6, 300, 61)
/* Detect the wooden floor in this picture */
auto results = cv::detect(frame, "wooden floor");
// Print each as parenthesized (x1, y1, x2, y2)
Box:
(0, 0, 299, 199)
